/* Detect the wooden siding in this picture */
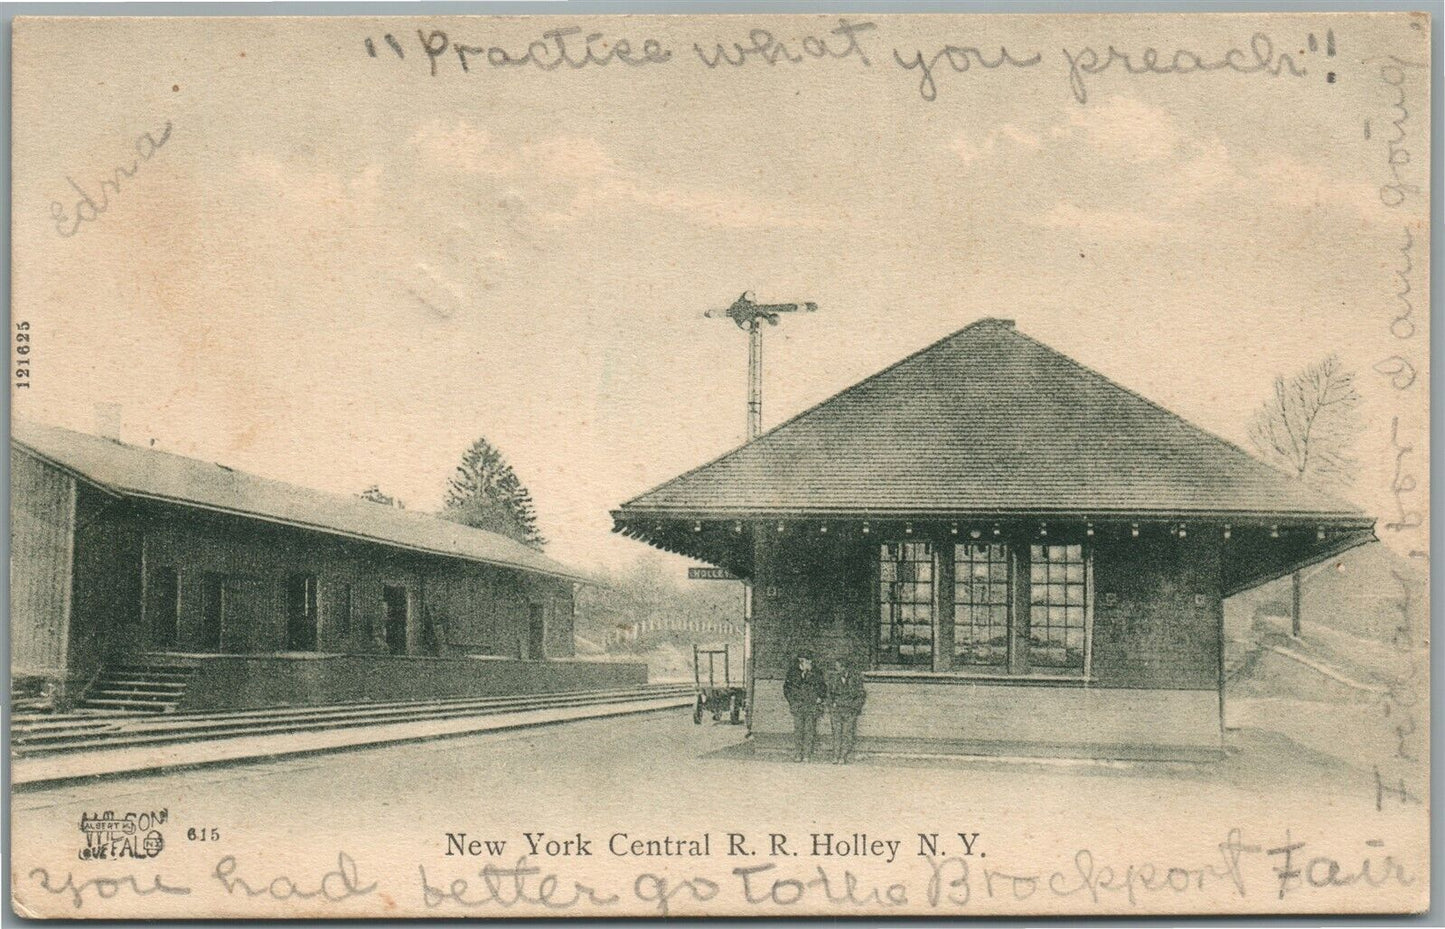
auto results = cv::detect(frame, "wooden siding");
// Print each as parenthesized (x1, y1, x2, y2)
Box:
(138, 509, 425, 654)
(72, 502, 574, 662)
(423, 562, 575, 659)
(69, 485, 144, 683)
(752, 530, 1222, 691)
(10, 449, 76, 680)
(751, 531, 875, 678)
(175, 653, 641, 712)
(1090, 531, 1223, 689)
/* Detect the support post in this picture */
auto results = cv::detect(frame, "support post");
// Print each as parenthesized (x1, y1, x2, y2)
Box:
(703, 293, 816, 736)
(935, 544, 955, 672)
(743, 321, 761, 733)
(744, 538, 756, 735)
(747, 319, 763, 441)
(1291, 569, 1302, 637)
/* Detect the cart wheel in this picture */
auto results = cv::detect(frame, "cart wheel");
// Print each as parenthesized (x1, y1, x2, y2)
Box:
(729, 695, 741, 725)
(693, 697, 703, 725)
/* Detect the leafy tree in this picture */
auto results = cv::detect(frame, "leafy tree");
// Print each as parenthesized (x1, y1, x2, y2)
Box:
(1248, 354, 1361, 636)
(358, 485, 405, 509)
(442, 438, 545, 548)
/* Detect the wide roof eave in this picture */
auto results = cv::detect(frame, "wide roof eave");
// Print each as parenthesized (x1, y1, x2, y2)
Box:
(612, 505, 1372, 525)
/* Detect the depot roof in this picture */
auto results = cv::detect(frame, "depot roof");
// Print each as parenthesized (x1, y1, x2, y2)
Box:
(13, 419, 588, 583)
(617, 318, 1368, 523)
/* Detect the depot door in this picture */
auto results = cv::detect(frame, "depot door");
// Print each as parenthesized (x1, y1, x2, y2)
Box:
(383, 585, 409, 655)
(146, 566, 180, 650)
(285, 574, 319, 651)
(527, 603, 546, 660)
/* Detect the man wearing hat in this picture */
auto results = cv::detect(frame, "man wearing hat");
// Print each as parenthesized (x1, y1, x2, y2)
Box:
(783, 653, 827, 762)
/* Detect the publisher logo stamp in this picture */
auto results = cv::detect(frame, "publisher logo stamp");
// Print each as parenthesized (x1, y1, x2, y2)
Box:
(78, 809, 168, 862)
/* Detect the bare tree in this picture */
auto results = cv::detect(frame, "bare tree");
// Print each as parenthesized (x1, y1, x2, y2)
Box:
(1249, 354, 1361, 636)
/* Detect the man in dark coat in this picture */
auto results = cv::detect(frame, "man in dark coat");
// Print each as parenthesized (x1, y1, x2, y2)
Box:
(826, 658, 866, 764)
(783, 654, 827, 762)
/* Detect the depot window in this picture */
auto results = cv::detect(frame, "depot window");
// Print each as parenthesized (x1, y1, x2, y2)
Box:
(877, 542, 935, 667)
(953, 544, 1011, 668)
(875, 540, 1092, 677)
(1028, 544, 1088, 672)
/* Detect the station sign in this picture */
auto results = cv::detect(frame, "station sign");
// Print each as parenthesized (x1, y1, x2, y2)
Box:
(687, 567, 739, 581)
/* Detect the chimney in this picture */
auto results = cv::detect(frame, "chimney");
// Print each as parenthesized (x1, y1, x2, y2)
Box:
(94, 402, 123, 443)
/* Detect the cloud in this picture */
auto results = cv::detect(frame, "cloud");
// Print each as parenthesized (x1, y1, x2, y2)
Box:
(950, 97, 1187, 168)
(1172, 137, 1233, 196)
(526, 135, 619, 181)
(1051, 97, 1376, 218)
(410, 120, 620, 180)
(986, 94, 1381, 241)
(408, 120, 510, 175)
(235, 154, 384, 223)
(1053, 95, 1185, 163)
(950, 124, 1042, 167)
(409, 118, 825, 230)
(404, 261, 471, 319)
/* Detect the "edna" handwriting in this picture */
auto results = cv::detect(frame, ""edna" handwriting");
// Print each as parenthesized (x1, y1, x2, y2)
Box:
(51, 121, 172, 239)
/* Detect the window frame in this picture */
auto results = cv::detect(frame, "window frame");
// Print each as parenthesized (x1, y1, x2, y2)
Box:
(952, 542, 1013, 670)
(874, 541, 939, 669)
(873, 538, 1094, 680)
(1027, 543, 1092, 675)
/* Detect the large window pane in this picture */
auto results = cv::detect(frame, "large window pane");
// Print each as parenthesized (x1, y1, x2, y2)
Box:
(879, 543, 934, 666)
(953, 543, 1010, 668)
(1028, 544, 1087, 671)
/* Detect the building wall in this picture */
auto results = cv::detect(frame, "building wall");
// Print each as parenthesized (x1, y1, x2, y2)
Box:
(749, 528, 1224, 754)
(176, 653, 642, 712)
(63, 497, 575, 662)
(427, 562, 576, 659)
(69, 486, 144, 688)
(136, 507, 428, 654)
(11, 450, 76, 685)
(1088, 531, 1222, 689)
(751, 532, 875, 678)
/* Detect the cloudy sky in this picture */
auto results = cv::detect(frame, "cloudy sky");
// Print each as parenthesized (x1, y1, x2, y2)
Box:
(13, 13, 1430, 572)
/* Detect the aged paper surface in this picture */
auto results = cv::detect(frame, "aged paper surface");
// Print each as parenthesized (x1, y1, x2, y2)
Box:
(9, 11, 1431, 918)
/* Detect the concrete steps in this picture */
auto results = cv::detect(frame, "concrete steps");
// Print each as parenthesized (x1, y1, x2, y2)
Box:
(77, 660, 200, 714)
(12, 684, 694, 758)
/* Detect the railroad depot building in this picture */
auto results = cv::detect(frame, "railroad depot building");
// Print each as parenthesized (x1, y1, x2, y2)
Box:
(12, 420, 642, 712)
(614, 319, 1375, 759)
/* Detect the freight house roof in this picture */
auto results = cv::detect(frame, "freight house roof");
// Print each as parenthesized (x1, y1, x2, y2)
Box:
(13, 419, 588, 583)
(617, 318, 1369, 523)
